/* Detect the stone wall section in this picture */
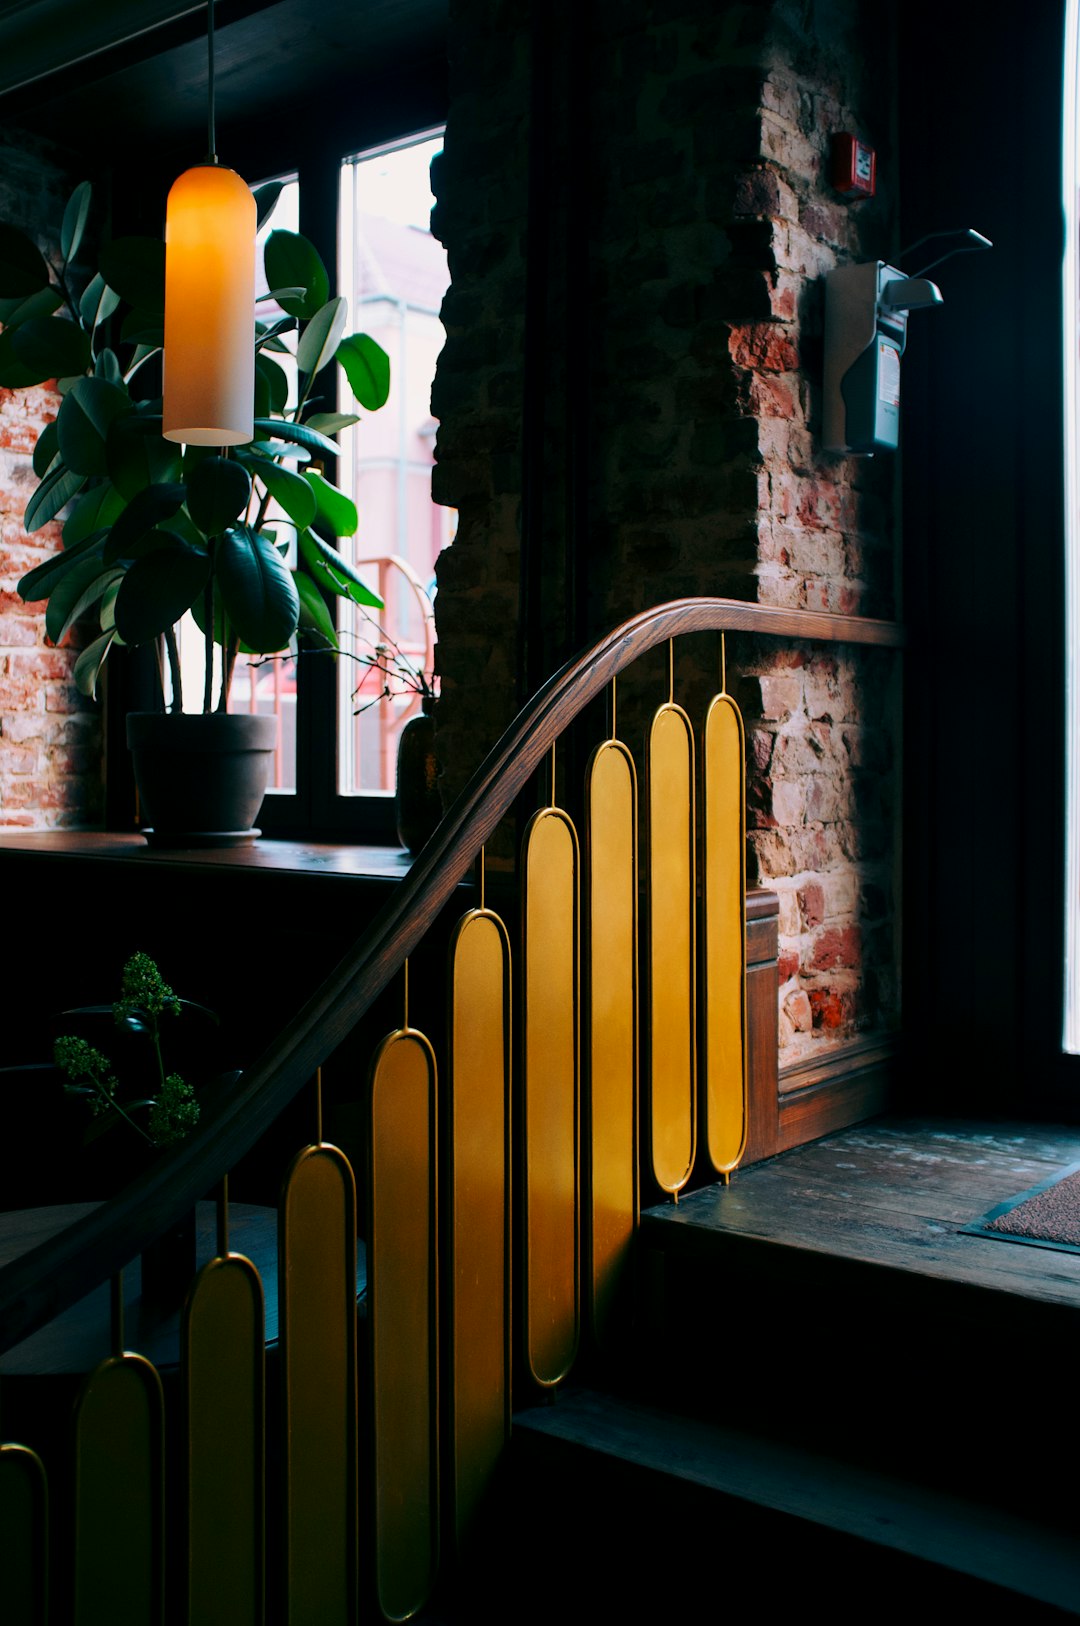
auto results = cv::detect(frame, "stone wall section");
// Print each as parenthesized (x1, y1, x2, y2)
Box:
(431, 0, 900, 1070)
(729, 6, 898, 1066)
(0, 134, 102, 829)
(429, 1, 533, 816)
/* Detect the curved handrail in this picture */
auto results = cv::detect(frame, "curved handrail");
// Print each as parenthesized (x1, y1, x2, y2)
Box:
(0, 597, 902, 1356)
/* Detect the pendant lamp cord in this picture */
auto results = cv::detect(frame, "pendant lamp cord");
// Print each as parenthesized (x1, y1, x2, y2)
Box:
(207, 0, 218, 163)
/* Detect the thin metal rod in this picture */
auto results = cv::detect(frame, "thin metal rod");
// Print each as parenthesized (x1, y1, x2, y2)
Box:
(315, 1067, 323, 1144)
(721, 631, 727, 696)
(480, 845, 486, 912)
(111, 1271, 124, 1358)
(550, 740, 556, 807)
(403, 958, 409, 1030)
(207, 0, 217, 162)
(668, 639, 674, 703)
(610, 675, 617, 741)
(217, 1174, 230, 1258)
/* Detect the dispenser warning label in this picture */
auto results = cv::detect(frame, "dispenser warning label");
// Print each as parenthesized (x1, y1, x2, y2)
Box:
(878, 342, 900, 407)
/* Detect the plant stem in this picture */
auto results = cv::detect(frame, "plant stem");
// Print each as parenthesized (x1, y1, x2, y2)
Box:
(203, 538, 216, 715)
(91, 1078, 154, 1145)
(220, 634, 239, 712)
(163, 627, 183, 713)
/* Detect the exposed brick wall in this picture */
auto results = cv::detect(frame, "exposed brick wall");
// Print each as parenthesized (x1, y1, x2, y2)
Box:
(0, 133, 102, 829)
(432, 0, 900, 1070)
(429, 2, 531, 817)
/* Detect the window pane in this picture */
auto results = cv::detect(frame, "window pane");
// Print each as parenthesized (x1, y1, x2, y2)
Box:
(1065, 4, 1080, 1050)
(231, 175, 301, 795)
(336, 132, 452, 795)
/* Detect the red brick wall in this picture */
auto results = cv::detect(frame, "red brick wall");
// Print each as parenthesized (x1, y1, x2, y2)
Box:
(432, 0, 900, 1072)
(0, 135, 103, 829)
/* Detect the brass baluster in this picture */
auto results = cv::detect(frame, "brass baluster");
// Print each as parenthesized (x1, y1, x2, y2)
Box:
(448, 844, 512, 1554)
(73, 1268, 165, 1624)
(281, 1068, 359, 1623)
(367, 967, 439, 1621)
(0, 1376, 49, 1626)
(585, 676, 639, 1350)
(183, 1173, 266, 1626)
(703, 632, 748, 1177)
(521, 740, 581, 1386)
(647, 640, 697, 1197)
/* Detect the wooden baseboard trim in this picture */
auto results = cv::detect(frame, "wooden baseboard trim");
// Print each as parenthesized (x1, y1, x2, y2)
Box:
(776, 1036, 897, 1153)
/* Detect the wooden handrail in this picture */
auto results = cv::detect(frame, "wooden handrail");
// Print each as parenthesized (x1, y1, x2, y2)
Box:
(0, 597, 902, 1356)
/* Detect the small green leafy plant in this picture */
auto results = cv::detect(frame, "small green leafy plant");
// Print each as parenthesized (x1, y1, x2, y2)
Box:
(0, 178, 391, 711)
(53, 952, 210, 1148)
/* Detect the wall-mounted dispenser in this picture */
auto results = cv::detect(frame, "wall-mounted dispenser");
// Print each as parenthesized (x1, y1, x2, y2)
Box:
(822, 229, 991, 455)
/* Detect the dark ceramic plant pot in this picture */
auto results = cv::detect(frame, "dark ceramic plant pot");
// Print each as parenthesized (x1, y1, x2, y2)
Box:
(126, 711, 277, 847)
(395, 709, 441, 855)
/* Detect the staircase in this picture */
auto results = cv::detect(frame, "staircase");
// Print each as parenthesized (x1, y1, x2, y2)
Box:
(0, 596, 945, 1625)
(499, 1120, 1080, 1621)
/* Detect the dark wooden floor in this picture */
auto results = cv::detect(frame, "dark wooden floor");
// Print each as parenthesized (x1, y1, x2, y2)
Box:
(643, 1117, 1080, 1314)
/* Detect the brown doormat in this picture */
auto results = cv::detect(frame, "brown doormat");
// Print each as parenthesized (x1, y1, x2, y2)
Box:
(963, 1162, 1080, 1254)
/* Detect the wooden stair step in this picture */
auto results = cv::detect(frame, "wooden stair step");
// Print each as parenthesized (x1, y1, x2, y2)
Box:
(510, 1388, 1080, 1617)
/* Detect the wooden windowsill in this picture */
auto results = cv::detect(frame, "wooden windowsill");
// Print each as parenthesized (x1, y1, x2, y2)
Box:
(0, 829, 417, 883)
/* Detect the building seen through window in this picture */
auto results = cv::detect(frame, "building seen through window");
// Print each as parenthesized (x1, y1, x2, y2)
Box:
(203, 133, 451, 804)
(336, 131, 451, 796)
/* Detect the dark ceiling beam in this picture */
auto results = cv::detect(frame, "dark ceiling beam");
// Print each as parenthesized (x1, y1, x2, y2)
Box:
(0, 0, 280, 110)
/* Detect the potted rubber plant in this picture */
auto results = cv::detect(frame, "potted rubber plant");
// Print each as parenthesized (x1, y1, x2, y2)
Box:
(0, 178, 390, 840)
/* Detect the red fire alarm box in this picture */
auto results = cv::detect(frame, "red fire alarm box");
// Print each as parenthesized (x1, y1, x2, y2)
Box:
(831, 134, 876, 200)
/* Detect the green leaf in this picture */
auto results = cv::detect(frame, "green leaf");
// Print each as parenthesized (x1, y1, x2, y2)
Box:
(32, 421, 59, 479)
(121, 309, 164, 348)
(0, 327, 43, 388)
(61, 181, 92, 264)
(186, 456, 252, 535)
(188, 577, 227, 646)
(295, 570, 338, 649)
(253, 417, 339, 460)
(79, 273, 121, 335)
(236, 437, 310, 465)
(73, 630, 115, 698)
(297, 297, 347, 379)
(47, 558, 124, 648)
(57, 377, 130, 476)
(336, 332, 391, 411)
(107, 412, 181, 500)
(126, 343, 162, 384)
(258, 287, 306, 305)
(298, 529, 383, 607)
(303, 468, 357, 536)
(95, 348, 122, 385)
(255, 315, 298, 351)
(253, 180, 286, 231)
(262, 231, 328, 320)
(247, 457, 317, 528)
(99, 576, 121, 632)
(254, 353, 290, 415)
(98, 237, 165, 313)
(25, 462, 85, 532)
(123, 524, 194, 561)
(0, 285, 62, 332)
(113, 544, 209, 645)
(0, 223, 50, 298)
(102, 482, 187, 563)
(305, 411, 360, 434)
(218, 525, 300, 651)
(63, 482, 125, 546)
(18, 529, 105, 602)
(181, 444, 216, 479)
(10, 316, 90, 384)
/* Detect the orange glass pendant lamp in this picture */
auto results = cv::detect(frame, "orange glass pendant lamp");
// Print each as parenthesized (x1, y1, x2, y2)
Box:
(162, 164, 255, 445)
(162, 2, 255, 446)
